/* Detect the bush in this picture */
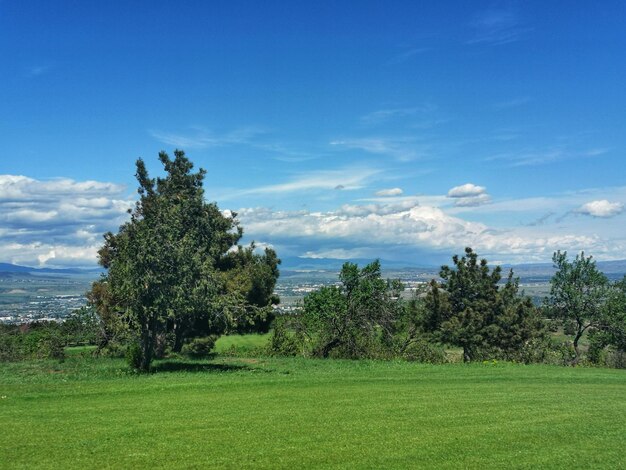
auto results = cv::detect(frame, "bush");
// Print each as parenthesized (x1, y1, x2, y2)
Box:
(182, 336, 217, 358)
(125, 343, 143, 370)
(267, 318, 300, 357)
(402, 339, 446, 364)
(0, 322, 65, 362)
(606, 349, 626, 369)
(96, 341, 128, 358)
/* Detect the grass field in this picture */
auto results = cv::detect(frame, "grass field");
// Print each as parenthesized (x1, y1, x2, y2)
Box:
(1, 349, 625, 469)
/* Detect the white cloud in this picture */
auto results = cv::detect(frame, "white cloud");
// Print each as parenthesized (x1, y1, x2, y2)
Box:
(233, 184, 626, 263)
(375, 188, 403, 197)
(447, 183, 486, 198)
(452, 194, 491, 207)
(0, 175, 125, 201)
(0, 175, 132, 267)
(577, 200, 624, 218)
(236, 198, 616, 264)
(219, 167, 380, 200)
(447, 183, 490, 207)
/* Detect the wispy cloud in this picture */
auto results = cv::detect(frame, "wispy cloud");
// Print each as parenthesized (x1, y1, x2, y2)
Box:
(330, 137, 428, 162)
(485, 146, 608, 167)
(150, 126, 265, 149)
(375, 188, 403, 197)
(360, 108, 419, 126)
(468, 4, 531, 46)
(219, 167, 381, 200)
(25, 64, 52, 78)
(493, 97, 531, 110)
(525, 212, 555, 227)
(359, 104, 439, 127)
(387, 47, 431, 65)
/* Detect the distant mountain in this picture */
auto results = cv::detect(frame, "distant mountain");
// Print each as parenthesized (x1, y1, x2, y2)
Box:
(278, 256, 429, 271)
(278, 256, 626, 279)
(0, 263, 102, 276)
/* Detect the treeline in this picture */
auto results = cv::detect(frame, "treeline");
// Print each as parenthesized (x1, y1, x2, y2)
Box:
(268, 248, 626, 368)
(2, 152, 624, 370)
(0, 307, 99, 362)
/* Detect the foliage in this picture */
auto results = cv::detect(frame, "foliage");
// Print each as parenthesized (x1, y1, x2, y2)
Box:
(125, 342, 143, 370)
(545, 251, 610, 364)
(89, 150, 280, 371)
(266, 316, 300, 357)
(61, 307, 100, 346)
(181, 335, 218, 358)
(301, 260, 404, 358)
(424, 247, 544, 362)
(219, 243, 281, 334)
(587, 276, 626, 367)
(401, 338, 446, 363)
(0, 322, 65, 362)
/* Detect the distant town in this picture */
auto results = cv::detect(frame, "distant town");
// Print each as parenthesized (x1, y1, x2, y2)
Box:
(2, 260, 625, 324)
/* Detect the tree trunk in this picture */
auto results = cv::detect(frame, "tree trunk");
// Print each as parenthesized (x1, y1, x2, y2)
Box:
(463, 345, 472, 363)
(572, 330, 583, 366)
(320, 338, 341, 358)
(139, 318, 156, 372)
(172, 322, 185, 353)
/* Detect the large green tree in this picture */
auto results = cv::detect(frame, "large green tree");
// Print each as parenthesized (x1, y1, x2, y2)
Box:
(424, 247, 543, 362)
(546, 251, 609, 364)
(91, 150, 279, 370)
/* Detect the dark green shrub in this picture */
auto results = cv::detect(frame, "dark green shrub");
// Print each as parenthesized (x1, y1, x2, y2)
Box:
(606, 349, 626, 369)
(182, 335, 217, 358)
(0, 322, 65, 362)
(125, 342, 143, 370)
(267, 318, 300, 357)
(0, 328, 19, 362)
(402, 339, 446, 364)
(96, 341, 128, 358)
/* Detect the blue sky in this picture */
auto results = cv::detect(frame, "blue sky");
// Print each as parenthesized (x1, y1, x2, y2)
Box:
(1, 1, 625, 267)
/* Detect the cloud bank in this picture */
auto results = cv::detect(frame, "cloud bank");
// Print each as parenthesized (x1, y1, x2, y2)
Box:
(0, 175, 132, 267)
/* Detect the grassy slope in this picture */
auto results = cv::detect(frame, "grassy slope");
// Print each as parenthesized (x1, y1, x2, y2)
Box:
(1, 355, 625, 469)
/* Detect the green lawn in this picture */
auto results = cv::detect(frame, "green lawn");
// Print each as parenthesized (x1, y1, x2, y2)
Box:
(214, 332, 271, 355)
(1, 355, 625, 469)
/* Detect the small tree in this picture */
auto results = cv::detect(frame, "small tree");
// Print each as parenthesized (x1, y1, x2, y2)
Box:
(546, 251, 609, 365)
(588, 276, 626, 364)
(302, 260, 403, 358)
(424, 247, 542, 362)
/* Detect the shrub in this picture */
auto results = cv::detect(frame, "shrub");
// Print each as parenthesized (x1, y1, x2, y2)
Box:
(182, 335, 217, 358)
(267, 318, 300, 357)
(606, 349, 626, 369)
(0, 322, 65, 362)
(125, 342, 143, 370)
(402, 339, 446, 364)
